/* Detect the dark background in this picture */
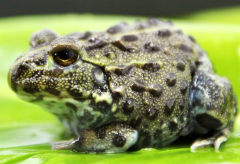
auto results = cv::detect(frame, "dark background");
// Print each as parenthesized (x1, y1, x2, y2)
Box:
(2, 0, 240, 18)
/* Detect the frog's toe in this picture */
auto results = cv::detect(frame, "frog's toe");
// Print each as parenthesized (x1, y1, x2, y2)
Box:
(190, 136, 227, 152)
(214, 135, 227, 150)
(191, 127, 230, 151)
(190, 138, 215, 150)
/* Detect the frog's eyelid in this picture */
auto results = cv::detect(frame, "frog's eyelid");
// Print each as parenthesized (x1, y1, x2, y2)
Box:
(49, 37, 81, 53)
(29, 29, 60, 48)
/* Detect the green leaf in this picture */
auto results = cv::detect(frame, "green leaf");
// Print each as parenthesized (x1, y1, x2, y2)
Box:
(0, 7, 240, 164)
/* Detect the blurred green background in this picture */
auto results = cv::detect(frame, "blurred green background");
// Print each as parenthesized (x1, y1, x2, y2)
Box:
(0, 6, 240, 164)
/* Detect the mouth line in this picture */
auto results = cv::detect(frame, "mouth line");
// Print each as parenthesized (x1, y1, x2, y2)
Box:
(17, 93, 92, 103)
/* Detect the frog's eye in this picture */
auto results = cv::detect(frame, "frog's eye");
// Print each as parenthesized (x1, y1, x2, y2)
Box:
(52, 49, 79, 66)
(50, 37, 81, 67)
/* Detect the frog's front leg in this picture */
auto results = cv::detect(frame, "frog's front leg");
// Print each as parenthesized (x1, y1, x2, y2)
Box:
(52, 122, 138, 153)
(190, 70, 237, 150)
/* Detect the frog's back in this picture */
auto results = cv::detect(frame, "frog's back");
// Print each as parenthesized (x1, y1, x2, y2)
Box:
(76, 19, 202, 148)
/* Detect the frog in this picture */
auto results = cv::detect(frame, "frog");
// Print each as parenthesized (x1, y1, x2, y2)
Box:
(8, 18, 237, 153)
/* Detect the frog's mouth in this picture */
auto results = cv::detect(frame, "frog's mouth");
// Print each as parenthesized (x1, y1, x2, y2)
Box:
(16, 92, 90, 103)
(8, 61, 91, 102)
(15, 86, 114, 135)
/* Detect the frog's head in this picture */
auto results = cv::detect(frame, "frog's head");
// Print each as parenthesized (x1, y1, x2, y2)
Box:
(8, 29, 114, 134)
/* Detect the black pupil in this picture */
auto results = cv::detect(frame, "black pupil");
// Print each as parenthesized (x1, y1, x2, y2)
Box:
(56, 50, 73, 60)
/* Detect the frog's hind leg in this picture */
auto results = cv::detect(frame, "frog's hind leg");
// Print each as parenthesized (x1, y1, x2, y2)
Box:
(190, 68, 237, 151)
(52, 122, 138, 153)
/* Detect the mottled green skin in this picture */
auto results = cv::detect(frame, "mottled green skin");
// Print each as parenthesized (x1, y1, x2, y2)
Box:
(8, 19, 237, 153)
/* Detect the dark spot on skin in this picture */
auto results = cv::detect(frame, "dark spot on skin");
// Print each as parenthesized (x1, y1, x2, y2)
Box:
(112, 134, 126, 147)
(166, 73, 176, 87)
(153, 129, 162, 140)
(15, 65, 29, 79)
(148, 84, 162, 97)
(190, 62, 197, 76)
(104, 52, 115, 59)
(176, 60, 185, 71)
(145, 108, 158, 120)
(131, 79, 146, 92)
(33, 58, 47, 66)
(142, 62, 161, 72)
(45, 87, 61, 96)
(196, 113, 223, 129)
(188, 35, 196, 43)
(164, 99, 175, 116)
(107, 22, 128, 34)
(95, 127, 106, 139)
(78, 31, 92, 40)
(86, 38, 108, 51)
(95, 101, 112, 113)
(23, 86, 39, 94)
(180, 80, 188, 95)
(144, 42, 160, 52)
(169, 121, 178, 131)
(112, 88, 124, 99)
(179, 99, 185, 111)
(90, 100, 112, 113)
(112, 40, 138, 53)
(114, 65, 132, 76)
(71, 136, 85, 148)
(195, 60, 202, 67)
(179, 44, 193, 53)
(123, 98, 134, 114)
(156, 29, 171, 37)
(66, 102, 78, 111)
(130, 116, 142, 128)
(121, 34, 138, 42)
(67, 88, 83, 97)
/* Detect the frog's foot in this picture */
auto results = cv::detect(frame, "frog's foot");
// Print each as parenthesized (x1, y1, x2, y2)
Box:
(52, 122, 138, 153)
(190, 69, 237, 151)
(190, 127, 230, 151)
